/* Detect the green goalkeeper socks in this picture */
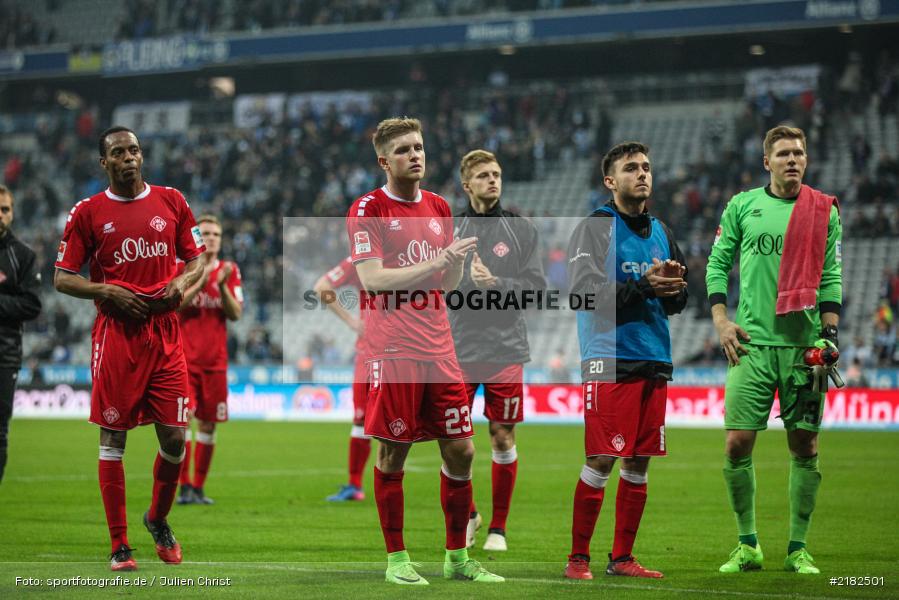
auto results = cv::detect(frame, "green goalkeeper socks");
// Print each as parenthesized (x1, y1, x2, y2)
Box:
(789, 454, 821, 548)
(723, 455, 757, 541)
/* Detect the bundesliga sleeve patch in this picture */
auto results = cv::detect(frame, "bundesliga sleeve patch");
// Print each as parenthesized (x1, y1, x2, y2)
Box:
(835, 241, 842, 263)
(354, 231, 371, 255)
(191, 225, 203, 248)
(57, 241, 67, 262)
(713, 225, 722, 246)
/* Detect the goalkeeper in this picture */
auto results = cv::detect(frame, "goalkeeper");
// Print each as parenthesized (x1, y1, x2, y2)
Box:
(706, 126, 842, 575)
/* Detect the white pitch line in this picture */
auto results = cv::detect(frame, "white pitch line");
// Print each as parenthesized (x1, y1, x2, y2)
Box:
(208, 562, 863, 600)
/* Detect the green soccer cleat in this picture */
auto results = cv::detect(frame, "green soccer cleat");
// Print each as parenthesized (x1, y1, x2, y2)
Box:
(444, 558, 505, 582)
(784, 548, 820, 574)
(385, 561, 429, 585)
(719, 543, 764, 573)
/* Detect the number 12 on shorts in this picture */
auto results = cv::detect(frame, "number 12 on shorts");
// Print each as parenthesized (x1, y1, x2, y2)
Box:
(177, 397, 190, 423)
(445, 406, 472, 435)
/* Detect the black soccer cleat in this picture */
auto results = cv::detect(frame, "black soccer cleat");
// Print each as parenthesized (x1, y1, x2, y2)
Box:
(176, 484, 196, 505)
(192, 486, 215, 505)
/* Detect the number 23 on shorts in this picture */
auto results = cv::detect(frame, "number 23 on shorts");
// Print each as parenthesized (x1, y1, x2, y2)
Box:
(445, 406, 472, 435)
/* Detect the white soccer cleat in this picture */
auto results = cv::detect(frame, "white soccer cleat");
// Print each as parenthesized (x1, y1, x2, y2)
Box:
(466, 513, 482, 549)
(483, 532, 507, 551)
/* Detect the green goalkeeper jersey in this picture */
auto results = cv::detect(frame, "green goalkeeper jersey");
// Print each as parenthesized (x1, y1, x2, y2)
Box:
(706, 186, 842, 347)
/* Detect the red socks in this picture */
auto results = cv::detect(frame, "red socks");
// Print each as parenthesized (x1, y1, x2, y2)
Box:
(569, 465, 609, 558)
(489, 452, 518, 531)
(348, 435, 371, 489)
(193, 440, 214, 489)
(179, 438, 192, 486)
(612, 473, 648, 560)
(374, 467, 405, 553)
(440, 468, 473, 550)
(148, 450, 183, 522)
(99, 455, 128, 551)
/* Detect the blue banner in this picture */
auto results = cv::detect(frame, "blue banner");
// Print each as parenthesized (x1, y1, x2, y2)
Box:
(2, 0, 897, 78)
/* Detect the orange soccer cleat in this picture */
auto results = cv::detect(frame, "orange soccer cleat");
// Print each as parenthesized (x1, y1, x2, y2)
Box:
(564, 555, 594, 580)
(605, 554, 663, 578)
(143, 512, 183, 564)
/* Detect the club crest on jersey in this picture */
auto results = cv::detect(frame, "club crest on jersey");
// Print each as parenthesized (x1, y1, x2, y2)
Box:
(611, 434, 626, 452)
(150, 216, 167, 232)
(354, 231, 371, 254)
(57, 241, 67, 262)
(389, 219, 403, 231)
(428, 218, 442, 236)
(389, 418, 408, 437)
(103, 407, 120, 424)
(493, 241, 510, 257)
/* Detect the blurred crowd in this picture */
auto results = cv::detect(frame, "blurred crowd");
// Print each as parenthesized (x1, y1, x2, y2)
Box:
(0, 0, 56, 49)
(130, 0, 672, 39)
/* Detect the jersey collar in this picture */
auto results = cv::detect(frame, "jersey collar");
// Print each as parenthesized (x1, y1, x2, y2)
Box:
(105, 183, 151, 202)
(381, 185, 422, 203)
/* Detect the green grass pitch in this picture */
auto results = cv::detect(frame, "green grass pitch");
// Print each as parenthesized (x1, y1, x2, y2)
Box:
(1, 420, 897, 599)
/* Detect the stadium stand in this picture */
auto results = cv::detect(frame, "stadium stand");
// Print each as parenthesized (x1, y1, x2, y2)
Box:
(2, 43, 898, 369)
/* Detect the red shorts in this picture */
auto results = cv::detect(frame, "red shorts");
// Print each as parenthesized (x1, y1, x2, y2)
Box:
(352, 353, 369, 426)
(460, 362, 524, 424)
(187, 367, 229, 422)
(364, 357, 473, 443)
(583, 379, 667, 457)
(90, 312, 190, 431)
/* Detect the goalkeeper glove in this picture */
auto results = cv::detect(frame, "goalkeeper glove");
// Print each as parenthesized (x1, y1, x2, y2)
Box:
(804, 326, 844, 392)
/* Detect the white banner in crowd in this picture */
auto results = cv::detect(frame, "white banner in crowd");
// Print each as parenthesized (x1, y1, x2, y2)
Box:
(112, 101, 191, 135)
(234, 91, 374, 128)
(744, 64, 820, 99)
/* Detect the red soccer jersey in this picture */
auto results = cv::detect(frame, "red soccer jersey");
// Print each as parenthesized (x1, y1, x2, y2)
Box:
(55, 184, 205, 306)
(324, 256, 368, 354)
(179, 259, 244, 370)
(346, 186, 455, 360)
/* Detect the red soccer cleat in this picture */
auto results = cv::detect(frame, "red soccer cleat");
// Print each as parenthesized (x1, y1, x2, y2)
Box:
(143, 512, 183, 564)
(564, 555, 594, 580)
(605, 554, 663, 578)
(109, 544, 138, 571)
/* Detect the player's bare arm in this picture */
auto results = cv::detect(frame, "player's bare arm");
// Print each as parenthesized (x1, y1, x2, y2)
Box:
(355, 236, 477, 292)
(54, 269, 149, 320)
(164, 257, 204, 309)
(711, 303, 751, 366)
(176, 254, 213, 311)
(217, 263, 242, 321)
(314, 274, 362, 334)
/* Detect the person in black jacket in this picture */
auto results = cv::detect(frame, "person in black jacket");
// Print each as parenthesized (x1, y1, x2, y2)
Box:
(0, 185, 43, 483)
(449, 150, 546, 552)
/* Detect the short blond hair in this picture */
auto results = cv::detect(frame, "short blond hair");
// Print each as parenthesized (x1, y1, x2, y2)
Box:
(459, 149, 499, 182)
(764, 126, 806, 156)
(372, 117, 422, 155)
(196, 214, 221, 227)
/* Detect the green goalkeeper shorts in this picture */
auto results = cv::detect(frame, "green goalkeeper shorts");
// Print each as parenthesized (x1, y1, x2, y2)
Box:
(723, 344, 824, 432)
